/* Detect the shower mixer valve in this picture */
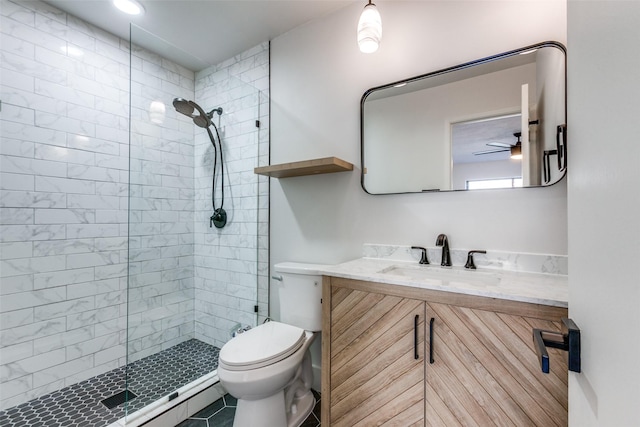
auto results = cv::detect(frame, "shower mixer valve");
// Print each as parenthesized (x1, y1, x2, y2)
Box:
(210, 208, 227, 229)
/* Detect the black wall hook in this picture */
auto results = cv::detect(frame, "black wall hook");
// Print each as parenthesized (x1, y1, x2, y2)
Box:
(533, 317, 581, 374)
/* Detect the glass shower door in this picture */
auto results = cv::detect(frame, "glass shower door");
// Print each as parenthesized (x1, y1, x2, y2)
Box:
(124, 24, 268, 418)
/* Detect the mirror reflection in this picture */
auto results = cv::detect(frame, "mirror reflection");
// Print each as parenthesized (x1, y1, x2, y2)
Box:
(361, 42, 566, 194)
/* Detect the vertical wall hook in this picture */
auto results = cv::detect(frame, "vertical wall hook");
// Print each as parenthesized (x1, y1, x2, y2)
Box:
(533, 317, 581, 374)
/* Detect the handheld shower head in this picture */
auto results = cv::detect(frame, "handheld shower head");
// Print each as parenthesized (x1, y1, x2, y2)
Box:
(172, 98, 195, 117)
(173, 96, 227, 228)
(172, 98, 212, 128)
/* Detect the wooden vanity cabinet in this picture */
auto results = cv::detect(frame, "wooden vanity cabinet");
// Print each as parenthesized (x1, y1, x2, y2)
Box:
(322, 276, 568, 427)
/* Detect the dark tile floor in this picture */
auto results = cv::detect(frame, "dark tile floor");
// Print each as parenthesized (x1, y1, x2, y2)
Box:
(0, 339, 219, 427)
(176, 389, 321, 427)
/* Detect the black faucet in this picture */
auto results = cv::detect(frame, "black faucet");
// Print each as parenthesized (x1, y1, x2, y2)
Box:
(464, 250, 486, 269)
(435, 234, 452, 267)
(411, 246, 429, 264)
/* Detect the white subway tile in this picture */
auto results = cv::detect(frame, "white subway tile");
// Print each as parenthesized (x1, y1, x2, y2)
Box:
(32, 354, 93, 388)
(66, 194, 118, 209)
(66, 305, 119, 331)
(2, 121, 66, 147)
(0, 241, 33, 259)
(67, 133, 120, 155)
(0, 317, 66, 347)
(2, 50, 66, 84)
(66, 251, 118, 269)
(32, 238, 92, 257)
(0, 341, 33, 367)
(32, 326, 93, 355)
(94, 263, 126, 280)
(0, 138, 34, 159)
(33, 296, 95, 322)
(66, 332, 119, 360)
(1, 15, 65, 53)
(34, 78, 95, 108)
(33, 267, 94, 290)
(0, 274, 34, 295)
(0, 255, 66, 278)
(1, 1, 35, 26)
(34, 208, 94, 225)
(35, 175, 95, 195)
(24, 0, 67, 24)
(67, 164, 119, 182)
(0, 207, 34, 225)
(0, 190, 66, 208)
(0, 347, 65, 382)
(0, 307, 34, 330)
(67, 278, 120, 299)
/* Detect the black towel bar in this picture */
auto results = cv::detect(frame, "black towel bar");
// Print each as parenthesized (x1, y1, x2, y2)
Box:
(533, 317, 581, 374)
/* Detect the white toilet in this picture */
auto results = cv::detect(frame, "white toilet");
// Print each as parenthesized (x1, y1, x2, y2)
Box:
(217, 263, 324, 427)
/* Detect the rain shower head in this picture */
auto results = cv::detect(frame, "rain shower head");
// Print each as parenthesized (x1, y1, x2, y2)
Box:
(172, 97, 212, 128)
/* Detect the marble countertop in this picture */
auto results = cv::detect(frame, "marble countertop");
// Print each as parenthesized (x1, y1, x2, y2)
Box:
(278, 258, 568, 308)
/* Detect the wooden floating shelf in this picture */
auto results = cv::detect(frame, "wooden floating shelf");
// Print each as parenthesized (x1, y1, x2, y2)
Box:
(254, 157, 354, 178)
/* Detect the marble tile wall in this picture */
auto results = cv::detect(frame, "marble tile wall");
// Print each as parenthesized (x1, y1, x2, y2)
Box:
(192, 42, 270, 347)
(0, 0, 130, 409)
(126, 42, 197, 363)
(1, 0, 269, 410)
(0, 0, 196, 409)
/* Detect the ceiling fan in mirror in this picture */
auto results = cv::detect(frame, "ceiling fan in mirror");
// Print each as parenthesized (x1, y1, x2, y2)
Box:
(473, 132, 522, 159)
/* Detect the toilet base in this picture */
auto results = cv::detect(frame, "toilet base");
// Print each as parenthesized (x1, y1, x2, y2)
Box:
(232, 389, 315, 427)
(287, 389, 315, 427)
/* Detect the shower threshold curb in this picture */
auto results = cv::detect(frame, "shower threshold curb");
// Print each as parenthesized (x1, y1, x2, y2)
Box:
(107, 372, 223, 427)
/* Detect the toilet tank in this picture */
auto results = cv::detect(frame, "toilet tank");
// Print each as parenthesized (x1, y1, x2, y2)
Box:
(274, 262, 326, 332)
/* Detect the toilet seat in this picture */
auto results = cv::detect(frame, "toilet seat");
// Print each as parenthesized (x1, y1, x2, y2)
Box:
(219, 321, 306, 371)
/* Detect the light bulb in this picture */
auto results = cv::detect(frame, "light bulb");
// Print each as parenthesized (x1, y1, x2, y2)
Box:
(357, 1, 382, 53)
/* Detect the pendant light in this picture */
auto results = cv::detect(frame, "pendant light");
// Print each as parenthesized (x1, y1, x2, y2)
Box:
(357, 0, 382, 53)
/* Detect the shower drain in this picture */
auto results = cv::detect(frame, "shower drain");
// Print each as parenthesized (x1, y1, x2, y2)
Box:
(101, 390, 138, 409)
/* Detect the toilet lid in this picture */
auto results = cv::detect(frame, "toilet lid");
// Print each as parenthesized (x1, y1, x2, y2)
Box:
(219, 321, 306, 370)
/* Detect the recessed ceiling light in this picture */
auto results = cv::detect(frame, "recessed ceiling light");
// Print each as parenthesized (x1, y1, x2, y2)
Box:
(113, 0, 144, 15)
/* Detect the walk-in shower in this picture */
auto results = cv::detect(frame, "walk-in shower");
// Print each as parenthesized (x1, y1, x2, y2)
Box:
(0, 8, 269, 425)
(172, 98, 227, 229)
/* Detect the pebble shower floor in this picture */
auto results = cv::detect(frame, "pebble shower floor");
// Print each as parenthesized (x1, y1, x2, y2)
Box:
(0, 339, 219, 427)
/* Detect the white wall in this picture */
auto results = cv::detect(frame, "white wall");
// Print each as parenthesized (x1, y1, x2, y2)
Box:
(270, 1, 567, 292)
(567, 1, 640, 425)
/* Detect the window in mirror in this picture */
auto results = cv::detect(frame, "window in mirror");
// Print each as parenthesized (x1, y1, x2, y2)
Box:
(466, 177, 523, 190)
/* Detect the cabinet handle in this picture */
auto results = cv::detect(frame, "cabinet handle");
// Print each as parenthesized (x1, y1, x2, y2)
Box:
(414, 314, 419, 360)
(429, 317, 435, 364)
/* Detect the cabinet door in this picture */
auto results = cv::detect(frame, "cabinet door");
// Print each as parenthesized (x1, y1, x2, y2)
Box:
(329, 287, 425, 426)
(426, 302, 568, 427)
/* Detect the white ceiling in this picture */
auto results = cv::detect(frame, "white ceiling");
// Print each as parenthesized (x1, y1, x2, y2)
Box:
(452, 114, 522, 164)
(43, 0, 351, 71)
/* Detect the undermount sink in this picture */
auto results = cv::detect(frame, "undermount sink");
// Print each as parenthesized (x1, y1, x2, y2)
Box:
(377, 264, 500, 286)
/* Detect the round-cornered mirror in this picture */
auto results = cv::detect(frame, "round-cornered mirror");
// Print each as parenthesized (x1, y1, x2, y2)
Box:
(361, 41, 566, 194)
